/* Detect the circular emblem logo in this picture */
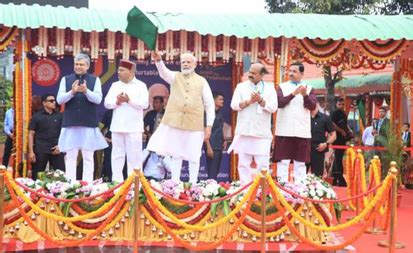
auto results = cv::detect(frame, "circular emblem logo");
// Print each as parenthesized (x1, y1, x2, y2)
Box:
(32, 59, 61, 87)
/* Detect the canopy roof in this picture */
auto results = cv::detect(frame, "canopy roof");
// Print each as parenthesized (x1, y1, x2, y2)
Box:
(308, 73, 391, 92)
(1, 3, 413, 40)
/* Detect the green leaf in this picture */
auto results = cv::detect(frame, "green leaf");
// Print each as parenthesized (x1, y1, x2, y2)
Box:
(334, 202, 343, 223)
(210, 202, 218, 217)
(222, 200, 230, 215)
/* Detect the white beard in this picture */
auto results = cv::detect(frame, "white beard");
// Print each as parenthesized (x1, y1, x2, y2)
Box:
(181, 68, 194, 75)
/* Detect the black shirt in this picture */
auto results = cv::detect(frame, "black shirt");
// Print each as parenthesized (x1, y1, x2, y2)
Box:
(210, 109, 224, 150)
(311, 112, 334, 148)
(144, 109, 165, 135)
(101, 109, 113, 139)
(29, 109, 63, 154)
(330, 109, 348, 144)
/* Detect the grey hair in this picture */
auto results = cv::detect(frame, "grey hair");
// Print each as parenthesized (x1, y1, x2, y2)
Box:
(74, 53, 91, 66)
(180, 53, 197, 63)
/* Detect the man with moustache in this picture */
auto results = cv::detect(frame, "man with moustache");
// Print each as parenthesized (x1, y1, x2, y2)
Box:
(307, 105, 336, 178)
(147, 51, 215, 184)
(229, 63, 278, 184)
(274, 62, 317, 184)
(57, 53, 108, 182)
(204, 91, 227, 180)
(104, 59, 149, 182)
(330, 98, 350, 186)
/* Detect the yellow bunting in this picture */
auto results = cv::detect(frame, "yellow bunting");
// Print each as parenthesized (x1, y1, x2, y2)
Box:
(140, 205, 211, 235)
(54, 202, 130, 235)
(266, 174, 392, 232)
(140, 173, 260, 231)
(5, 171, 134, 222)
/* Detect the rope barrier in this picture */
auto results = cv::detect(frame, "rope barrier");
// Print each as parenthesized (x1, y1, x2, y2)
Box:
(268, 184, 385, 251)
(140, 174, 261, 231)
(330, 144, 413, 151)
(4, 172, 133, 222)
(7, 178, 129, 247)
(274, 180, 384, 204)
(267, 174, 392, 232)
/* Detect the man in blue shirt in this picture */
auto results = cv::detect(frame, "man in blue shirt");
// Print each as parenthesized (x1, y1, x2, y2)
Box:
(3, 96, 14, 167)
(205, 91, 226, 180)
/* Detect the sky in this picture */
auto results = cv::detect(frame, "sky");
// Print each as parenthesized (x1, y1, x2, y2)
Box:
(89, 0, 268, 14)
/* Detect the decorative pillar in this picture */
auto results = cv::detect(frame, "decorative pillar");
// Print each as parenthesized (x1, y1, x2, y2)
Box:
(14, 30, 32, 178)
(391, 58, 404, 132)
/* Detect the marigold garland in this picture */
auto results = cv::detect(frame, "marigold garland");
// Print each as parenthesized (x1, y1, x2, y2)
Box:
(234, 205, 304, 238)
(359, 39, 408, 62)
(144, 180, 258, 251)
(5, 202, 40, 227)
(0, 26, 18, 51)
(143, 203, 211, 229)
(141, 205, 211, 236)
(267, 174, 392, 232)
(296, 38, 347, 63)
(22, 54, 31, 177)
(5, 171, 133, 222)
(7, 177, 129, 247)
(14, 59, 22, 177)
(140, 173, 260, 231)
(53, 201, 130, 235)
(268, 183, 386, 251)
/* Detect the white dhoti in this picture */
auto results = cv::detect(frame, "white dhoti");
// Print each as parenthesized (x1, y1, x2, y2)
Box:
(147, 123, 203, 183)
(228, 135, 272, 184)
(277, 160, 306, 184)
(111, 132, 143, 182)
(58, 127, 108, 182)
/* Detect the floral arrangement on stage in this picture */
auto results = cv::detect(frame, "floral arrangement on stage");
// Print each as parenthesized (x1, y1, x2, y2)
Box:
(4, 170, 338, 231)
(2, 167, 394, 250)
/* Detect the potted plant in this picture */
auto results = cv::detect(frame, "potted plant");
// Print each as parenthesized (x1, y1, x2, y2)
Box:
(376, 124, 404, 206)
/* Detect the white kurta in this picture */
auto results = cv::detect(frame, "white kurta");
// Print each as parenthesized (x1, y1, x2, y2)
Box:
(146, 61, 215, 163)
(228, 80, 278, 156)
(104, 77, 149, 181)
(104, 77, 149, 133)
(57, 76, 108, 152)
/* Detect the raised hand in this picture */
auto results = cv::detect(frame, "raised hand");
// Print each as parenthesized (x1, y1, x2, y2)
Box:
(151, 51, 162, 62)
(78, 80, 88, 93)
(299, 85, 308, 96)
(71, 80, 79, 94)
(250, 92, 262, 103)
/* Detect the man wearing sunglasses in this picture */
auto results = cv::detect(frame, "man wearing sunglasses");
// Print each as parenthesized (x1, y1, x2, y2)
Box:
(28, 94, 65, 180)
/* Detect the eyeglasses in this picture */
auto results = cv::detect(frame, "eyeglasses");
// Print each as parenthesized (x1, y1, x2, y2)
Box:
(46, 99, 56, 103)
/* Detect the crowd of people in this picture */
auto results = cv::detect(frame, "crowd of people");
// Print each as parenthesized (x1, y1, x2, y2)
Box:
(2, 52, 409, 187)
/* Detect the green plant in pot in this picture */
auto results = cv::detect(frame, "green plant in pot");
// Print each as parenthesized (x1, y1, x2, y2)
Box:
(376, 124, 404, 187)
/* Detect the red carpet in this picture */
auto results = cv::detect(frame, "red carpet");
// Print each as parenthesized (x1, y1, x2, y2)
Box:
(336, 186, 412, 253)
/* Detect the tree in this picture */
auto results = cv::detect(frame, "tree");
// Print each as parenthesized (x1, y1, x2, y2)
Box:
(265, 0, 413, 15)
(265, 0, 412, 111)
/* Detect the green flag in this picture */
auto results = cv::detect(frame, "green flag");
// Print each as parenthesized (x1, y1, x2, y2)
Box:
(358, 99, 366, 131)
(126, 6, 158, 50)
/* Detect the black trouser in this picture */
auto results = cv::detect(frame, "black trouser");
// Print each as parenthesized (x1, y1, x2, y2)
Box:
(32, 152, 66, 180)
(206, 149, 223, 180)
(2, 136, 13, 166)
(332, 148, 347, 186)
(307, 146, 325, 178)
(101, 143, 127, 182)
